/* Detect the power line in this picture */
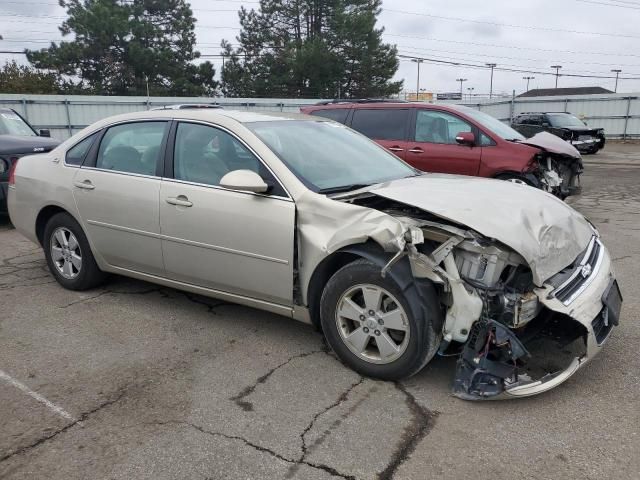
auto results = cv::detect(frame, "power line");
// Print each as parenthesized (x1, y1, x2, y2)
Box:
(383, 8, 640, 39)
(576, 0, 640, 8)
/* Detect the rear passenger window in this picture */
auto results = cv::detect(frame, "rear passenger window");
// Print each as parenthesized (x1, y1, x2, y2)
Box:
(310, 109, 349, 124)
(96, 122, 167, 176)
(351, 109, 409, 141)
(66, 132, 98, 166)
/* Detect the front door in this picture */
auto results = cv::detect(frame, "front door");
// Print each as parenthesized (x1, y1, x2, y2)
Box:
(405, 109, 481, 176)
(72, 121, 168, 275)
(159, 121, 295, 305)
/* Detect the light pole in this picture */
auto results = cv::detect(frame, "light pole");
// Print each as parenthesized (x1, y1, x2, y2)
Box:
(551, 65, 563, 88)
(411, 58, 424, 100)
(456, 78, 467, 98)
(523, 76, 535, 92)
(486, 63, 497, 99)
(611, 69, 622, 93)
(467, 87, 474, 101)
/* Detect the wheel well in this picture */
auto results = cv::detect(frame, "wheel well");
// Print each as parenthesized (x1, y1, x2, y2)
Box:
(35, 205, 68, 246)
(307, 250, 362, 330)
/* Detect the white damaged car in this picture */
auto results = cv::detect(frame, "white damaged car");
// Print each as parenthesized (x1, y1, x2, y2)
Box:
(8, 110, 623, 400)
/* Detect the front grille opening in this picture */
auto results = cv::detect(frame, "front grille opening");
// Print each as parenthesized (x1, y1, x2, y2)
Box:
(553, 237, 602, 305)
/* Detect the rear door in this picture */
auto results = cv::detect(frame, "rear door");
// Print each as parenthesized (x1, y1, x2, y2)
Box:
(404, 109, 481, 176)
(72, 121, 169, 275)
(349, 108, 410, 159)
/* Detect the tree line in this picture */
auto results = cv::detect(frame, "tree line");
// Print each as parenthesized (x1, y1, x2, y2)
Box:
(0, 0, 402, 98)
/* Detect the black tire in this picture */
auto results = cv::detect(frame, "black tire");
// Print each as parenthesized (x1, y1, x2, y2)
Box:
(320, 259, 440, 381)
(43, 212, 107, 290)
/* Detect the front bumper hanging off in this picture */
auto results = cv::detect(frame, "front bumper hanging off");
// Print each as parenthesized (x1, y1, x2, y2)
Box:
(452, 239, 622, 400)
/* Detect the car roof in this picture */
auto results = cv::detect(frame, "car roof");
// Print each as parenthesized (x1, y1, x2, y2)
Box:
(82, 109, 322, 132)
(304, 102, 470, 114)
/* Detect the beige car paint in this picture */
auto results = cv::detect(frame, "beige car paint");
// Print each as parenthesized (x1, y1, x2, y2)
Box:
(8, 109, 619, 399)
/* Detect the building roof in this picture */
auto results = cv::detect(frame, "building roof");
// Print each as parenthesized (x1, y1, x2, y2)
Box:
(517, 87, 614, 98)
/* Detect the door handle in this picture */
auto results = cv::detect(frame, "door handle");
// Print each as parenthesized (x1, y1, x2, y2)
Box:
(408, 148, 424, 154)
(73, 180, 95, 190)
(388, 146, 404, 152)
(166, 195, 193, 207)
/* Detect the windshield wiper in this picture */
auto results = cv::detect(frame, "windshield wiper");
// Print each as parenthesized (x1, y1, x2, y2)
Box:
(318, 183, 373, 194)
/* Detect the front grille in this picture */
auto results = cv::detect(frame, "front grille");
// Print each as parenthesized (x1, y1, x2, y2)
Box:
(592, 308, 613, 344)
(552, 236, 603, 305)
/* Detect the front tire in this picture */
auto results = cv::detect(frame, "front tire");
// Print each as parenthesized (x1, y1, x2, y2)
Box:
(43, 212, 106, 290)
(320, 259, 439, 380)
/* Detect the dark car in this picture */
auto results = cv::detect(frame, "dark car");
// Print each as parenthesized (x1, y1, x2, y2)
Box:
(511, 112, 605, 154)
(0, 108, 60, 215)
(300, 101, 584, 198)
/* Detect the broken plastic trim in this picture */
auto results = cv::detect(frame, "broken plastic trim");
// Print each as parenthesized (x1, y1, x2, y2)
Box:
(452, 320, 530, 400)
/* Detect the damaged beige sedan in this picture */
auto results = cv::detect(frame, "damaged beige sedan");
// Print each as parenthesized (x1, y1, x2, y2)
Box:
(8, 110, 622, 400)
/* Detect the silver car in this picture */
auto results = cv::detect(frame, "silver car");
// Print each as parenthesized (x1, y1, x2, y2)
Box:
(8, 110, 622, 400)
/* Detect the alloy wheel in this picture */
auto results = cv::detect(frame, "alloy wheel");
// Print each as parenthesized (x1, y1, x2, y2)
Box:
(335, 284, 410, 364)
(50, 227, 82, 279)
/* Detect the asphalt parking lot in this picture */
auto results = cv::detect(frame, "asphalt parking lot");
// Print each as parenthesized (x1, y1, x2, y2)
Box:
(1, 145, 639, 480)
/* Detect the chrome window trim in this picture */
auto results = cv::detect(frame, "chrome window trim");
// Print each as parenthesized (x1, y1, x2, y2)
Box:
(172, 119, 293, 201)
(79, 166, 160, 181)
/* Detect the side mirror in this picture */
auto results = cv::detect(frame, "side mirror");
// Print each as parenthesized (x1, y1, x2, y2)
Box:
(39, 129, 51, 137)
(220, 169, 269, 194)
(455, 131, 475, 146)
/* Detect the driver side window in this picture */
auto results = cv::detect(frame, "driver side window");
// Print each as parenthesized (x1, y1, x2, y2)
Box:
(415, 110, 472, 145)
(173, 122, 284, 196)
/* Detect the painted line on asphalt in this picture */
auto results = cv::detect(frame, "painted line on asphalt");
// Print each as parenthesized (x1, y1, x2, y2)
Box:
(0, 369, 77, 422)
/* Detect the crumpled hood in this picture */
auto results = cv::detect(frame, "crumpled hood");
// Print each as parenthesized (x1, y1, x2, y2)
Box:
(369, 174, 594, 285)
(517, 131, 581, 158)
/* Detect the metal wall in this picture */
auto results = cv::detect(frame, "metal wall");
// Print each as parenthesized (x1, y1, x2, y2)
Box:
(452, 92, 640, 139)
(1, 92, 639, 140)
(0, 94, 327, 140)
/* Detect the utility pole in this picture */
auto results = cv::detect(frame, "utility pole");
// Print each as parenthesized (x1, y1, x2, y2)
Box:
(411, 58, 424, 100)
(551, 65, 563, 88)
(611, 69, 622, 93)
(456, 78, 467, 98)
(522, 76, 535, 92)
(486, 63, 497, 99)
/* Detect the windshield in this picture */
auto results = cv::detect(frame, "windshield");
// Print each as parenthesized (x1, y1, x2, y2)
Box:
(547, 113, 587, 128)
(247, 120, 417, 193)
(451, 105, 525, 141)
(0, 110, 37, 137)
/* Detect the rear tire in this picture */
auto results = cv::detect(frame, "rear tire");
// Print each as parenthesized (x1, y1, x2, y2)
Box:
(320, 259, 439, 380)
(43, 212, 107, 290)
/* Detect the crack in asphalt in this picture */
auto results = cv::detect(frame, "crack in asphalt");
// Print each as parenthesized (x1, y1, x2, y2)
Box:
(58, 288, 168, 308)
(230, 350, 328, 412)
(285, 377, 366, 479)
(183, 292, 237, 315)
(151, 420, 357, 480)
(377, 382, 439, 480)
(0, 388, 128, 465)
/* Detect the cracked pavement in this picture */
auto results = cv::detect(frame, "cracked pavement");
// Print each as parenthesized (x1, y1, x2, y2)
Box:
(1, 151, 639, 479)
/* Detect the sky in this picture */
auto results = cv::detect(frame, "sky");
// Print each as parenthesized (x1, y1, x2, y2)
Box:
(2, 0, 640, 97)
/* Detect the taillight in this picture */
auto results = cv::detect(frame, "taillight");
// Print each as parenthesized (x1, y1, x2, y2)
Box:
(8, 157, 19, 185)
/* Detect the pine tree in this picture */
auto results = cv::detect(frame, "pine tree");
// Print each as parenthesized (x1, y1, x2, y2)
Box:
(221, 0, 402, 98)
(27, 0, 218, 96)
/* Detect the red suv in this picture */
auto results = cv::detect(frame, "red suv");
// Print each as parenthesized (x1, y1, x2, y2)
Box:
(300, 101, 583, 198)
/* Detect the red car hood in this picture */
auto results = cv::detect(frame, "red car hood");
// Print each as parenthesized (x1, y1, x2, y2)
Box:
(516, 131, 581, 158)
